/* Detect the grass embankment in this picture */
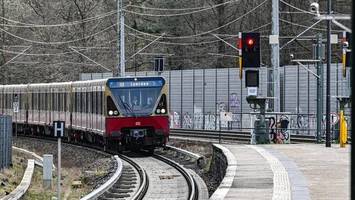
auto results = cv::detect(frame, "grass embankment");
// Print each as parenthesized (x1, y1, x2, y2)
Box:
(0, 151, 28, 198)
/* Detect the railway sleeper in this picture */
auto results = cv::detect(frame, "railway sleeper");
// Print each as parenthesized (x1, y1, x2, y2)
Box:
(113, 184, 136, 189)
(109, 188, 134, 193)
(105, 190, 131, 198)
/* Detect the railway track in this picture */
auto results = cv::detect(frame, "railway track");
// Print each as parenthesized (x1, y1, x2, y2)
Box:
(153, 154, 198, 200)
(170, 128, 319, 143)
(97, 154, 148, 200)
(15, 135, 199, 200)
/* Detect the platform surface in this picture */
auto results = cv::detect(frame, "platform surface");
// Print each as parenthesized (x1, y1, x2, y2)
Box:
(221, 143, 350, 200)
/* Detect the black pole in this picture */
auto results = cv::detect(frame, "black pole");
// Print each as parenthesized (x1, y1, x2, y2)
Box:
(351, 1, 354, 199)
(325, 0, 331, 147)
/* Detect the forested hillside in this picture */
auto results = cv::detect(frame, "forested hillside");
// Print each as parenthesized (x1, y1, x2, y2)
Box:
(0, 0, 351, 84)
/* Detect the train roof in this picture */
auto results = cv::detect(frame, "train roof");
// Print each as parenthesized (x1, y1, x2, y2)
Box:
(0, 76, 167, 90)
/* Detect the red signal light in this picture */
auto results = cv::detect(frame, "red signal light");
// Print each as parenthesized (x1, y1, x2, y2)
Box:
(247, 38, 254, 47)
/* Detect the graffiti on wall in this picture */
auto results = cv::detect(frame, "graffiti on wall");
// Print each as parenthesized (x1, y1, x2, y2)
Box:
(267, 115, 290, 144)
(169, 93, 242, 130)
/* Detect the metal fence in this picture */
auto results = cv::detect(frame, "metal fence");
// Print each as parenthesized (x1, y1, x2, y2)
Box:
(0, 115, 12, 170)
(127, 63, 351, 137)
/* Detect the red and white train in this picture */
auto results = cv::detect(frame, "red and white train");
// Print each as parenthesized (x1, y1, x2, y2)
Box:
(0, 76, 169, 153)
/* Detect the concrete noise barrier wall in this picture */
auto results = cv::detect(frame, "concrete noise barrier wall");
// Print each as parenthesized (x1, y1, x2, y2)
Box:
(0, 115, 12, 170)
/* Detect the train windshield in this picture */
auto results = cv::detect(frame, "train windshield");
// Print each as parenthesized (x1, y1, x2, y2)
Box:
(108, 78, 165, 116)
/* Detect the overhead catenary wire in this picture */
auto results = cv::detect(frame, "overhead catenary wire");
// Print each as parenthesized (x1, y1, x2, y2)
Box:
(124, 0, 267, 40)
(280, 18, 343, 33)
(280, 0, 317, 16)
(0, 24, 116, 45)
(126, 0, 237, 11)
(124, 22, 271, 46)
(0, 10, 116, 28)
(122, 0, 238, 17)
(0, 43, 116, 56)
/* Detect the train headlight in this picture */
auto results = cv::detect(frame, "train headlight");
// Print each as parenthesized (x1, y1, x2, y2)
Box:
(156, 109, 161, 114)
(113, 110, 119, 115)
(161, 109, 166, 114)
(108, 110, 114, 116)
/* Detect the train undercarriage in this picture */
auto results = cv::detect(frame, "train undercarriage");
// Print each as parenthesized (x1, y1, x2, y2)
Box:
(13, 122, 167, 155)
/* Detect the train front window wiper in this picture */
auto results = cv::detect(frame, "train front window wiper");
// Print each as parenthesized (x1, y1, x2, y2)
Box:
(118, 96, 133, 116)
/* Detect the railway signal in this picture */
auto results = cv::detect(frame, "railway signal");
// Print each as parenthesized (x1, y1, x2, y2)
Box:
(245, 70, 259, 97)
(241, 32, 261, 68)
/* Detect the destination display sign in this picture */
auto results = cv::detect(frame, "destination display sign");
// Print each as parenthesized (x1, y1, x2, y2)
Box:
(108, 79, 164, 88)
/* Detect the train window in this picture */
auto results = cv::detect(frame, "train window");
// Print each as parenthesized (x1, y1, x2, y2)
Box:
(44, 92, 47, 111)
(56, 92, 59, 112)
(92, 92, 95, 114)
(99, 91, 103, 115)
(96, 92, 99, 115)
(97, 91, 101, 115)
(91, 92, 93, 114)
(76, 92, 79, 112)
(38, 93, 41, 110)
(55, 93, 59, 111)
(87, 92, 91, 113)
(52, 93, 55, 111)
(92, 91, 95, 114)
(77, 92, 79, 112)
(6, 93, 9, 109)
(64, 93, 67, 112)
(86, 92, 89, 113)
(74, 92, 77, 112)
(36, 93, 39, 110)
(79, 92, 82, 113)
(31, 93, 34, 110)
(58, 93, 62, 112)
(83, 92, 87, 113)
(21, 93, 25, 110)
(33, 93, 36, 110)
(62, 93, 64, 111)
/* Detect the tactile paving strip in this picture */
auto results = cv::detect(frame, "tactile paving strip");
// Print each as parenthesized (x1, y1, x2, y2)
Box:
(249, 145, 291, 200)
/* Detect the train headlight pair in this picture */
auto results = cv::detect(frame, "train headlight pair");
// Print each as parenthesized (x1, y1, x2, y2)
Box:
(108, 110, 119, 116)
(156, 108, 166, 114)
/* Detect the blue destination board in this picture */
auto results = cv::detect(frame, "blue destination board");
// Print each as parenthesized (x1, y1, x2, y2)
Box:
(108, 79, 164, 88)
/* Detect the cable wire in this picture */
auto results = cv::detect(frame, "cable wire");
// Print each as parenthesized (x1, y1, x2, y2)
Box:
(123, 0, 237, 17)
(124, 0, 267, 40)
(125, 22, 271, 46)
(280, 0, 316, 15)
(0, 48, 80, 56)
(0, 24, 116, 45)
(0, 10, 116, 28)
(126, 1, 237, 11)
(280, 18, 343, 33)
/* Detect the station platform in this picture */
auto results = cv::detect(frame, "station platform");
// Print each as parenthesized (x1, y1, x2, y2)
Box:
(217, 143, 350, 200)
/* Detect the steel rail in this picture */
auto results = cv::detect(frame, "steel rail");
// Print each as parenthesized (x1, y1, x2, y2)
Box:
(119, 154, 149, 200)
(153, 154, 198, 200)
(15, 135, 149, 200)
(170, 129, 322, 143)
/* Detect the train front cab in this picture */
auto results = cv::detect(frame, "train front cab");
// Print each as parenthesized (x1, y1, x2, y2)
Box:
(104, 77, 169, 152)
